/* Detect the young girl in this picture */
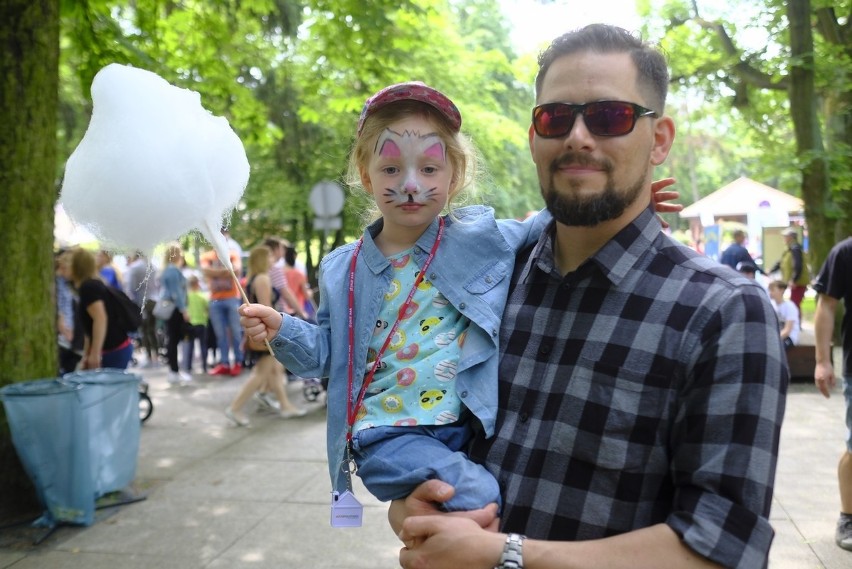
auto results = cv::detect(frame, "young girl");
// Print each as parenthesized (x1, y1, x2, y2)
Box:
(240, 82, 678, 513)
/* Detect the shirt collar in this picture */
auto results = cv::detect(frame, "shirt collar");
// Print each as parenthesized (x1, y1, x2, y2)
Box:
(361, 216, 444, 275)
(523, 204, 662, 286)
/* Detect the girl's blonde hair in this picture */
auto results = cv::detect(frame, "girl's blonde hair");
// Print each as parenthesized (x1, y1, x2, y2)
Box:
(345, 100, 480, 222)
(163, 243, 183, 266)
(247, 245, 271, 279)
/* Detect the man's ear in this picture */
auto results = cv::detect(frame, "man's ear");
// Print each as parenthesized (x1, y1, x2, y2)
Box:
(650, 115, 675, 166)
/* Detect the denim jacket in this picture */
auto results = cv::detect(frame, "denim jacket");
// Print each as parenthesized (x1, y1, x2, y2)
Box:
(270, 205, 550, 493)
(159, 265, 187, 312)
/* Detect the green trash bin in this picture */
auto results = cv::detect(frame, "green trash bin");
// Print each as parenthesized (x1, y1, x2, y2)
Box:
(62, 369, 142, 498)
(0, 379, 94, 527)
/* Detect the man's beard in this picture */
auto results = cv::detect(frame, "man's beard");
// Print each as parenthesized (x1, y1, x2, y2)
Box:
(542, 154, 646, 227)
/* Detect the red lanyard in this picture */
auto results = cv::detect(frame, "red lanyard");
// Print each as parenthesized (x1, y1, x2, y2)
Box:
(345, 217, 445, 441)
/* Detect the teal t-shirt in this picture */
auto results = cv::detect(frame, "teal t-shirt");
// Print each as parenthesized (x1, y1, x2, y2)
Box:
(354, 248, 470, 432)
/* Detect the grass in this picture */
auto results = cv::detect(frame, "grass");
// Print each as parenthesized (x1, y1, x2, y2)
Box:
(800, 295, 815, 325)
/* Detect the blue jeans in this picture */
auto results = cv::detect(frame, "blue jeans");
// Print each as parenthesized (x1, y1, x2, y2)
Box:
(351, 423, 501, 512)
(101, 341, 134, 370)
(208, 297, 243, 366)
(183, 324, 208, 372)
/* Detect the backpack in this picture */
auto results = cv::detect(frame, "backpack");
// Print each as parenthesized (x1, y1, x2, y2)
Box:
(106, 286, 143, 333)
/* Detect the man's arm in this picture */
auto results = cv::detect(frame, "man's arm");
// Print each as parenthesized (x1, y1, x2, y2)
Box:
(398, 516, 723, 569)
(392, 483, 720, 569)
(814, 293, 838, 398)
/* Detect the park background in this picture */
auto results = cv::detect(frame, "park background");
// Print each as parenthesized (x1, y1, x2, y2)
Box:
(1, 0, 849, 519)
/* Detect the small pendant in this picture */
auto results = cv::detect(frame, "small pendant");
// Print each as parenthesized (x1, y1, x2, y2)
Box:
(330, 489, 363, 528)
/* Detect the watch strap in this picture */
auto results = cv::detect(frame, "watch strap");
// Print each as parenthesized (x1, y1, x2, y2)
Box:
(495, 532, 525, 569)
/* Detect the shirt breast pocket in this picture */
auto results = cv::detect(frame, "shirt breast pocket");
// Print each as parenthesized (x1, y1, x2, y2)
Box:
(550, 359, 673, 472)
(463, 260, 508, 295)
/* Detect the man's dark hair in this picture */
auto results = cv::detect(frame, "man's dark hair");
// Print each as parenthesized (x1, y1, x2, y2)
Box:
(535, 24, 669, 114)
(284, 245, 297, 267)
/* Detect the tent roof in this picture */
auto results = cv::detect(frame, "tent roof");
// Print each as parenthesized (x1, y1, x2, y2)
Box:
(679, 177, 804, 219)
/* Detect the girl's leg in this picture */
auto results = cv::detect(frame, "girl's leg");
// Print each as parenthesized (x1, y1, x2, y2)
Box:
(352, 425, 501, 511)
(264, 359, 302, 413)
(228, 359, 266, 415)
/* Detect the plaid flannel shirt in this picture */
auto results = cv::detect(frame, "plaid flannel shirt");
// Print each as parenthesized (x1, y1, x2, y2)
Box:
(470, 207, 788, 569)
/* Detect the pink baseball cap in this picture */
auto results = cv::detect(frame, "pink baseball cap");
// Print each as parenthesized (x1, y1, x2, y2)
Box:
(357, 81, 462, 137)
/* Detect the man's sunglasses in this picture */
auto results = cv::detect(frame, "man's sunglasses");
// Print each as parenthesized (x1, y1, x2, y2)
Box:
(532, 101, 658, 138)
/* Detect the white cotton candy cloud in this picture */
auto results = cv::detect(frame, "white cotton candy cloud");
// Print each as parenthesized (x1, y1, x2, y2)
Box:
(60, 63, 249, 257)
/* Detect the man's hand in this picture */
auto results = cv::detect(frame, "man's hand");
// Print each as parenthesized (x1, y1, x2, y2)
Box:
(398, 516, 505, 569)
(815, 361, 836, 398)
(388, 479, 499, 535)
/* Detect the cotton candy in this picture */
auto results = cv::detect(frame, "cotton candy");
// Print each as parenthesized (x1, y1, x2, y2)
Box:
(60, 63, 249, 261)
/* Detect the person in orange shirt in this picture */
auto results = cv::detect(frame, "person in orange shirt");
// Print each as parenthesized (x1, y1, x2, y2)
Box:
(201, 236, 244, 376)
(283, 243, 315, 321)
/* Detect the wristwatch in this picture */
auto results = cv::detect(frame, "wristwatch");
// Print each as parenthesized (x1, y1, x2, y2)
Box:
(495, 533, 525, 569)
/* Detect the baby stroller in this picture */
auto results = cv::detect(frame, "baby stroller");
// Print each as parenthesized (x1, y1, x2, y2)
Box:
(285, 369, 326, 403)
(292, 301, 326, 402)
(138, 379, 153, 423)
(301, 377, 328, 402)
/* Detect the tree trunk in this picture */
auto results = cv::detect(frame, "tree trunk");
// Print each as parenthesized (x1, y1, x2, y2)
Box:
(0, 0, 60, 519)
(786, 0, 833, 274)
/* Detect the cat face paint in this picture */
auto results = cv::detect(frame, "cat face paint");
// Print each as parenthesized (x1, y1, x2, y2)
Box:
(372, 128, 448, 206)
(364, 116, 455, 246)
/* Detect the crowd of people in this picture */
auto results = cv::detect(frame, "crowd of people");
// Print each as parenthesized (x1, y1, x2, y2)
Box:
(53, 235, 314, 423)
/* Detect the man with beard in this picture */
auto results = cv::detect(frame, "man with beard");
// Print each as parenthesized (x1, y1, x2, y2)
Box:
(393, 24, 788, 569)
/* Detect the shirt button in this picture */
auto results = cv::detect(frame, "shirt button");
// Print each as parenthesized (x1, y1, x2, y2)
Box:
(539, 343, 551, 355)
(520, 412, 529, 423)
(430, 272, 437, 280)
(460, 390, 468, 398)
(491, 329, 497, 337)
(459, 302, 466, 309)
(485, 275, 493, 283)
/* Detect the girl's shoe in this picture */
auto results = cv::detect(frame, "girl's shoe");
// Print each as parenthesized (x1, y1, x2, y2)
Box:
(253, 391, 280, 411)
(224, 407, 250, 427)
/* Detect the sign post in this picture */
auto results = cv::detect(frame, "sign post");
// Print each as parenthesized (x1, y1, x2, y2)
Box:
(309, 180, 345, 257)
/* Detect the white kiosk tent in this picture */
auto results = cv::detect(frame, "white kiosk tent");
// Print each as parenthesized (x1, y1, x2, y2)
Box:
(679, 176, 804, 228)
(679, 176, 805, 263)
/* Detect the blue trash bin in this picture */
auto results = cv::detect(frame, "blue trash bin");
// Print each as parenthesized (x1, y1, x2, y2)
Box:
(62, 369, 142, 498)
(0, 379, 94, 527)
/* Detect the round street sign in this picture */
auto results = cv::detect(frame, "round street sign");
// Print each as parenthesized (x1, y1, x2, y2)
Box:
(309, 181, 345, 217)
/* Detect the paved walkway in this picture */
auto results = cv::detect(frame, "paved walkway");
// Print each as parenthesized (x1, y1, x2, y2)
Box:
(0, 346, 849, 568)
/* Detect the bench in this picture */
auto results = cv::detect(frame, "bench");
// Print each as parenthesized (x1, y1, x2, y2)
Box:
(786, 343, 831, 381)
